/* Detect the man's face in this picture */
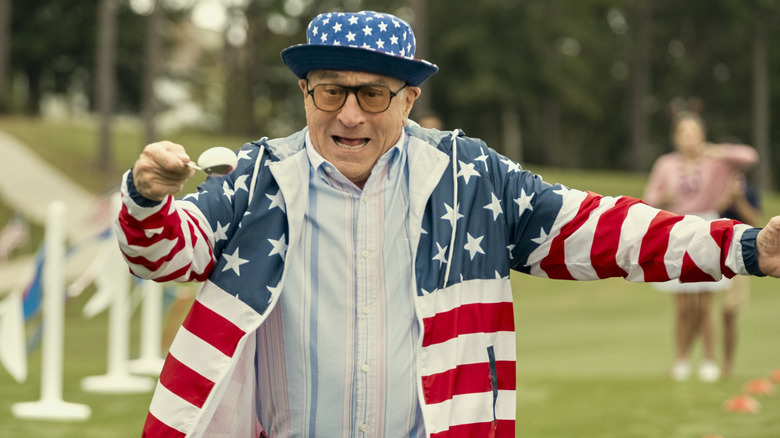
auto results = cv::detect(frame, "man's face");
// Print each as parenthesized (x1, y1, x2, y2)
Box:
(300, 70, 420, 187)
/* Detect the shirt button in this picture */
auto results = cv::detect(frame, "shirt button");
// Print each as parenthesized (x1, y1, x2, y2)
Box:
(361, 250, 369, 258)
(360, 424, 368, 432)
(362, 364, 370, 372)
(323, 165, 333, 173)
(362, 306, 370, 315)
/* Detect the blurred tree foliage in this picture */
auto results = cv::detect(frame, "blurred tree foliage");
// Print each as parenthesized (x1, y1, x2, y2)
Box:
(2, 0, 780, 186)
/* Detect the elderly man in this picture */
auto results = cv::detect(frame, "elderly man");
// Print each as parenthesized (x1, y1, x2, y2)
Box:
(118, 10, 780, 438)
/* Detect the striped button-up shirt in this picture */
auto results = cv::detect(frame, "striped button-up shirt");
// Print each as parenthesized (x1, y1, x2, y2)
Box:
(254, 132, 424, 437)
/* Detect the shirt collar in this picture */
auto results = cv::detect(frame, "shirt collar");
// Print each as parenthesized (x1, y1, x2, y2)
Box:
(304, 131, 408, 187)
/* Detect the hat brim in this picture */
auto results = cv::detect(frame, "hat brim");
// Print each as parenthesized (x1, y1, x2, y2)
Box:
(281, 45, 438, 86)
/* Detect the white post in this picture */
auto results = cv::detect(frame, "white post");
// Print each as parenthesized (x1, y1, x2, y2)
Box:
(12, 201, 91, 421)
(81, 194, 154, 393)
(128, 280, 165, 375)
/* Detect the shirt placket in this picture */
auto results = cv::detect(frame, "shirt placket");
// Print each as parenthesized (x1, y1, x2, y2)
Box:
(354, 187, 369, 436)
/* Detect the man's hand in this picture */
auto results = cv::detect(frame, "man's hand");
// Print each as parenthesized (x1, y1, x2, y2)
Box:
(757, 216, 780, 277)
(132, 141, 195, 201)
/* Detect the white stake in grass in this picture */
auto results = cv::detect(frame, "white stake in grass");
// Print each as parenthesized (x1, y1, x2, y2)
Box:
(127, 279, 165, 376)
(81, 194, 154, 393)
(12, 201, 91, 421)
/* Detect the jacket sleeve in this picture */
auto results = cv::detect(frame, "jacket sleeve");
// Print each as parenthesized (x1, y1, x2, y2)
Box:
(114, 169, 217, 282)
(497, 161, 755, 282)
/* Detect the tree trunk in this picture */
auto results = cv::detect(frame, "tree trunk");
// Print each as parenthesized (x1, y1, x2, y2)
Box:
(96, 0, 118, 171)
(0, 0, 11, 112)
(542, 98, 561, 166)
(408, 0, 433, 115)
(752, 12, 770, 191)
(242, 4, 263, 136)
(142, 0, 163, 146)
(502, 103, 523, 162)
(628, 0, 652, 172)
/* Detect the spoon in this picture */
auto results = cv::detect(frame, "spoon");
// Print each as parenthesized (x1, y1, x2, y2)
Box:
(187, 146, 238, 176)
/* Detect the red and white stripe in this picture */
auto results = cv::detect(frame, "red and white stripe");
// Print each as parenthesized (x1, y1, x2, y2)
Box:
(415, 279, 516, 437)
(116, 187, 215, 283)
(529, 190, 748, 282)
(144, 281, 263, 437)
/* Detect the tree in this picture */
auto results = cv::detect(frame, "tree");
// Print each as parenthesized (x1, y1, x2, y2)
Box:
(751, 5, 771, 191)
(96, 0, 117, 171)
(142, 0, 164, 146)
(0, 0, 11, 112)
(627, 0, 652, 172)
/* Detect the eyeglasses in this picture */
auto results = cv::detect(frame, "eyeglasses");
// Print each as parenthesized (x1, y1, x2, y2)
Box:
(306, 81, 408, 114)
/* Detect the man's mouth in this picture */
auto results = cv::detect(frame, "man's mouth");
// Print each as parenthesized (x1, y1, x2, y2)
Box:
(333, 136, 368, 150)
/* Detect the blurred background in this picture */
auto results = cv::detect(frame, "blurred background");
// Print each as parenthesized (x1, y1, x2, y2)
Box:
(1, 1, 780, 437)
(0, 0, 778, 188)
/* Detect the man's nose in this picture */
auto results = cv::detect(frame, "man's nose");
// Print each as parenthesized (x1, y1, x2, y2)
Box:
(337, 92, 366, 126)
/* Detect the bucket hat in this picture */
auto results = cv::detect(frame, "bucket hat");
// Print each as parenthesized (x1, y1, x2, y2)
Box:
(281, 11, 438, 86)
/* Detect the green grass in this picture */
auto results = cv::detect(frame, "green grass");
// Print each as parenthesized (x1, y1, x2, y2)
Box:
(2, 116, 780, 437)
(514, 275, 780, 437)
(0, 291, 154, 438)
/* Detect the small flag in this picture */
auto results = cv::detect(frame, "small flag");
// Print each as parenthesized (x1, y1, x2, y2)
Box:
(0, 289, 28, 383)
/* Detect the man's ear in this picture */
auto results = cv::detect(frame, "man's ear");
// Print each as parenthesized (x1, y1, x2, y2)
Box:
(403, 86, 421, 118)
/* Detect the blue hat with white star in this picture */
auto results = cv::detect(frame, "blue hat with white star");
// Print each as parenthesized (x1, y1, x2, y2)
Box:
(281, 11, 438, 86)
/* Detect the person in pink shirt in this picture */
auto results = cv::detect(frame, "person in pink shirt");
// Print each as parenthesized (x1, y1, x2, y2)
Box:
(643, 111, 758, 382)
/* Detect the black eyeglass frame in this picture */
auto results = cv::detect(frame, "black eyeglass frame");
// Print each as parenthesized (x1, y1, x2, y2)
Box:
(305, 80, 408, 114)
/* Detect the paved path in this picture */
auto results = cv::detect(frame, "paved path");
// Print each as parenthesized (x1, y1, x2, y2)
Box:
(0, 129, 103, 291)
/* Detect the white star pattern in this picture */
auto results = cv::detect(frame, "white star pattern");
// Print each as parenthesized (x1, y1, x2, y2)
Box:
(483, 193, 503, 221)
(268, 234, 287, 259)
(441, 202, 464, 228)
(222, 181, 234, 200)
(222, 248, 248, 276)
(305, 11, 416, 59)
(214, 221, 229, 242)
(464, 233, 485, 260)
(457, 160, 480, 184)
(531, 227, 549, 245)
(234, 174, 249, 193)
(507, 244, 515, 260)
(266, 190, 285, 212)
(433, 242, 448, 265)
(475, 151, 489, 171)
(501, 157, 522, 173)
(266, 282, 282, 299)
(237, 150, 253, 161)
(514, 189, 535, 215)
(183, 191, 204, 201)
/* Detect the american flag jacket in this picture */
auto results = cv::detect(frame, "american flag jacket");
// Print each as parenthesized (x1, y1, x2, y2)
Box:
(116, 122, 756, 438)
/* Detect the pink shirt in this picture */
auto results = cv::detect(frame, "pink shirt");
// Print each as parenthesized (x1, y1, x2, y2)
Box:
(643, 145, 757, 215)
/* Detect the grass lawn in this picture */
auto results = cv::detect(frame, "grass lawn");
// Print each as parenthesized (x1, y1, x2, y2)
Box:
(1, 116, 780, 437)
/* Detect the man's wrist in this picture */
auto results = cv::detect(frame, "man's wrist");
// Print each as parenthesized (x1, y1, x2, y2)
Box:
(127, 169, 165, 207)
(741, 227, 766, 277)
